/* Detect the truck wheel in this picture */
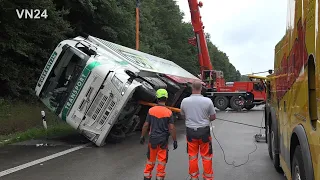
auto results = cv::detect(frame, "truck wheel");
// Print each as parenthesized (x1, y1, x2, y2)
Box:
(145, 77, 167, 90)
(106, 127, 126, 144)
(230, 96, 245, 110)
(124, 115, 140, 134)
(267, 121, 273, 159)
(291, 145, 306, 180)
(271, 124, 282, 173)
(159, 76, 180, 93)
(134, 78, 156, 102)
(245, 104, 255, 110)
(214, 96, 229, 111)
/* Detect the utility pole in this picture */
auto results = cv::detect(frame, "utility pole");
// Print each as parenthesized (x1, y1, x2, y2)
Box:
(136, 0, 140, 50)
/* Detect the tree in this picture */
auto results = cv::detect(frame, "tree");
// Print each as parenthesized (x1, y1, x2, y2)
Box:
(0, 0, 72, 99)
(0, 0, 243, 100)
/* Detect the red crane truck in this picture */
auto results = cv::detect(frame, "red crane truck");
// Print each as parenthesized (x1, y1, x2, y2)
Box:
(133, 0, 267, 111)
(183, 0, 267, 111)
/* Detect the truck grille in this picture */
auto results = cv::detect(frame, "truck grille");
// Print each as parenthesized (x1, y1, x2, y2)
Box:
(79, 86, 94, 111)
(97, 100, 116, 129)
(108, 101, 115, 111)
(92, 95, 108, 120)
(87, 92, 104, 118)
(86, 90, 117, 129)
(86, 87, 93, 97)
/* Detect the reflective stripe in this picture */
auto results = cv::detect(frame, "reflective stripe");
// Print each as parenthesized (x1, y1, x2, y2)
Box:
(201, 155, 212, 160)
(157, 172, 165, 176)
(203, 172, 214, 177)
(190, 171, 199, 176)
(189, 155, 198, 160)
(147, 161, 155, 165)
(190, 177, 199, 180)
(144, 172, 151, 177)
(156, 176, 165, 180)
(158, 161, 166, 166)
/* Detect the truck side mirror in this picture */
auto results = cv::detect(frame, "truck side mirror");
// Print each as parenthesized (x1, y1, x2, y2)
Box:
(125, 69, 156, 89)
(125, 69, 138, 83)
(125, 69, 137, 78)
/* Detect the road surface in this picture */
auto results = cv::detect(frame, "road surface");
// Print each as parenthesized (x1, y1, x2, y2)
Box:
(0, 107, 286, 180)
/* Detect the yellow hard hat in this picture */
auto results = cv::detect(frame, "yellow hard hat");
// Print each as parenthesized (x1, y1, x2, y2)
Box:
(156, 88, 168, 99)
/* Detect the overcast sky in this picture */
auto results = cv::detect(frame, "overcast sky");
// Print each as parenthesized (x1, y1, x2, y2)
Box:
(176, 0, 288, 76)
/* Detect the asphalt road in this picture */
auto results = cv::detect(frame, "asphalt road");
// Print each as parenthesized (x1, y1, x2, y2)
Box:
(0, 106, 286, 180)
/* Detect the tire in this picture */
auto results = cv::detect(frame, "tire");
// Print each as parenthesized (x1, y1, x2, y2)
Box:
(106, 127, 126, 144)
(145, 77, 167, 90)
(134, 78, 156, 102)
(214, 96, 229, 111)
(159, 76, 180, 93)
(245, 104, 255, 110)
(175, 112, 182, 120)
(264, 109, 268, 144)
(271, 123, 282, 173)
(230, 96, 245, 110)
(124, 115, 140, 134)
(267, 121, 273, 159)
(136, 106, 149, 131)
(291, 145, 307, 180)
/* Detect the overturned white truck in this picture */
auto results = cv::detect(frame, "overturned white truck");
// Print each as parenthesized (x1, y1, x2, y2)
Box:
(35, 35, 201, 146)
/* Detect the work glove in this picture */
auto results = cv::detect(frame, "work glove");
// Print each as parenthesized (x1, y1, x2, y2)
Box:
(173, 141, 178, 150)
(140, 136, 145, 145)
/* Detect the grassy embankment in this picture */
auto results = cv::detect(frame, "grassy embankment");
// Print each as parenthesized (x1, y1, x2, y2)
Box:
(0, 99, 75, 146)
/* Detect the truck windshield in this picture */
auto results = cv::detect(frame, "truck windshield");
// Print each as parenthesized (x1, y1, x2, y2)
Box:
(39, 46, 88, 115)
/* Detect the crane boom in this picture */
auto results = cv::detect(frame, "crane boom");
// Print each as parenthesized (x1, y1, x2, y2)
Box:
(187, 0, 213, 72)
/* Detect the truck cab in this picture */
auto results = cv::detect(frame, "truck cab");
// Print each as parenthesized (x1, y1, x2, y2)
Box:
(35, 35, 199, 146)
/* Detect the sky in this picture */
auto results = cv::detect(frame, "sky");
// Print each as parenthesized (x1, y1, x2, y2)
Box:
(176, 0, 288, 76)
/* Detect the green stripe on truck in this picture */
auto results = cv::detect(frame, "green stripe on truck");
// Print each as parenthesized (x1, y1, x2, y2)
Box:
(61, 61, 101, 121)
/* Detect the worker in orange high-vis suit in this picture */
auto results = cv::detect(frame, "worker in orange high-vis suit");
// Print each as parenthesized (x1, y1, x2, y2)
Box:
(140, 88, 178, 180)
(180, 80, 216, 180)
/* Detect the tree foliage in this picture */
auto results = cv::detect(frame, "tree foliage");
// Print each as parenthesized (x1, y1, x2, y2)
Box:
(0, 0, 242, 100)
(240, 75, 250, 81)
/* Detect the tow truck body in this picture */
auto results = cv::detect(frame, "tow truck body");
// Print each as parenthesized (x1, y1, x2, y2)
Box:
(264, 0, 320, 178)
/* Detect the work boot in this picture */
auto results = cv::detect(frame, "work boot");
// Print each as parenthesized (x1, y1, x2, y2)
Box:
(143, 177, 151, 180)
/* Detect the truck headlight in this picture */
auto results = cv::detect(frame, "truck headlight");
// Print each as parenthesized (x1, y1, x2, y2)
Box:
(111, 75, 123, 91)
(82, 130, 98, 142)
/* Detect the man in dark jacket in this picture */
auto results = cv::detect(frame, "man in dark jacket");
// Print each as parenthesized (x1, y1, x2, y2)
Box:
(140, 88, 178, 180)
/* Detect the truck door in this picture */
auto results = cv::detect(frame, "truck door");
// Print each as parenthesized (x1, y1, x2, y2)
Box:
(252, 81, 265, 100)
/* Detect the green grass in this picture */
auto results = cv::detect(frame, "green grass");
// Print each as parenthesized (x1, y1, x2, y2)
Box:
(0, 98, 76, 146)
(0, 124, 75, 146)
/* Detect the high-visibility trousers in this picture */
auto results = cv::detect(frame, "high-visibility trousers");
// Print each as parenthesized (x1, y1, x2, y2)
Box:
(187, 132, 214, 180)
(143, 142, 168, 179)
